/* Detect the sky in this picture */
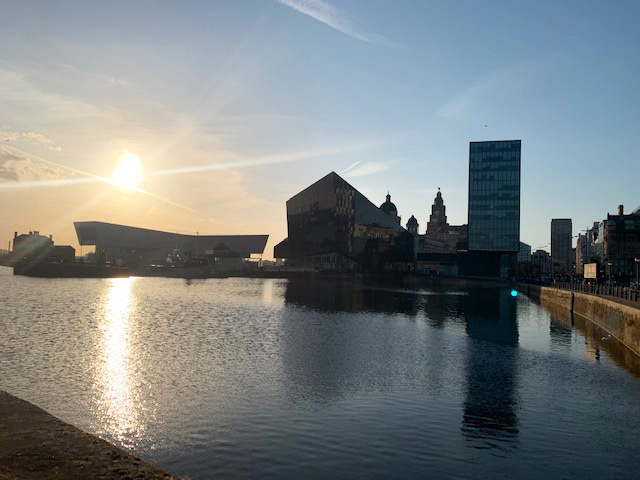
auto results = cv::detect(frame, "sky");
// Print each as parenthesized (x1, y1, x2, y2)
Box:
(1, 0, 639, 257)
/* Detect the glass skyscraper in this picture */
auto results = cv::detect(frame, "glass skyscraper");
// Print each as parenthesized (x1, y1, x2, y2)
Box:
(468, 140, 521, 252)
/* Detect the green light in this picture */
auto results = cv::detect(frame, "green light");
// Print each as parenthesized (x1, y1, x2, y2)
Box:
(511, 290, 518, 297)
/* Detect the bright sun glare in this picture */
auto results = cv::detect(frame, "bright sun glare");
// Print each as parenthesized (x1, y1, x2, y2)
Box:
(112, 152, 142, 190)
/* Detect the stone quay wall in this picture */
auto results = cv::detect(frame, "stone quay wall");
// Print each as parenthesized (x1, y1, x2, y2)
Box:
(519, 284, 640, 357)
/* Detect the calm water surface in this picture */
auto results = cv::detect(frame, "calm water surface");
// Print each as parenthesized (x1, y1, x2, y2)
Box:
(1, 266, 640, 479)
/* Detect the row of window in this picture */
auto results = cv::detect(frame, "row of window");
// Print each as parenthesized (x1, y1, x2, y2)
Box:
(470, 141, 521, 151)
(470, 230, 520, 238)
(470, 170, 519, 179)
(469, 242, 519, 252)
(470, 216, 520, 223)
(470, 156, 521, 165)
(470, 216, 519, 223)
(470, 184, 520, 193)
(470, 198, 518, 206)
(469, 199, 519, 206)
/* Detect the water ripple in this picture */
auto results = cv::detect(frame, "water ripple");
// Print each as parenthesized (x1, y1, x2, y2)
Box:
(1, 269, 639, 479)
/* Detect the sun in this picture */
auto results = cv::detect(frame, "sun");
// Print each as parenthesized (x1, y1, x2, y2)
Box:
(112, 152, 142, 190)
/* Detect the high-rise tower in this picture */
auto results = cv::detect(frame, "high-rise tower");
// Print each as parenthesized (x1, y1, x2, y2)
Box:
(468, 140, 521, 252)
(468, 140, 521, 278)
(551, 218, 573, 275)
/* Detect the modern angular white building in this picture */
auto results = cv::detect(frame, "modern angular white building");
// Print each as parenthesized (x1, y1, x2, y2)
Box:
(74, 221, 268, 266)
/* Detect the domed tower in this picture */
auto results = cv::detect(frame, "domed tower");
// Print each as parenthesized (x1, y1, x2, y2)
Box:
(406, 215, 419, 236)
(380, 192, 401, 225)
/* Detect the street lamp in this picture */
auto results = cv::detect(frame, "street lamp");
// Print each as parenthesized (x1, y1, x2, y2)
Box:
(635, 258, 640, 289)
(607, 262, 612, 287)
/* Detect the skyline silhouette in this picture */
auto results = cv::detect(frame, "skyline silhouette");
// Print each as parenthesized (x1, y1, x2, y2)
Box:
(1, 1, 639, 258)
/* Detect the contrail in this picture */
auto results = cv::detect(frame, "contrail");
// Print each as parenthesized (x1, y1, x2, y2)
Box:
(149, 141, 377, 177)
(339, 161, 361, 174)
(276, 0, 401, 46)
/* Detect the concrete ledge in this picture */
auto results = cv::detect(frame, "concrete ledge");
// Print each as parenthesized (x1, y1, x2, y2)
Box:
(0, 390, 178, 480)
(519, 284, 640, 357)
(543, 302, 640, 373)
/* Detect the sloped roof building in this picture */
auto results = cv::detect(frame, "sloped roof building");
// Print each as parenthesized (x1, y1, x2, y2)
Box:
(74, 221, 268, 265)
(274, 172, 413, 270)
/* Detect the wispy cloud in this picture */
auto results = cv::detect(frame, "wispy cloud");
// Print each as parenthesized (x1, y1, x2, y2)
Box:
(276, 0, 400, 46)
(0, 146, 101, 191)
(0, 144, 113, 183)
(0, 147, 65, 182)
(436, 63, 537, 120)
(0, 130, 63, 151)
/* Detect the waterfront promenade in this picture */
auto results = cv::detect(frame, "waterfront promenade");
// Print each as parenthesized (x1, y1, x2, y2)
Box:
(0, 390, 176, 479)
(550, 281, 640, 305)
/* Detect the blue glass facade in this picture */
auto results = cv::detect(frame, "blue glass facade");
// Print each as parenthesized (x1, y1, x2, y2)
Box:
(468, 140, 521, 252)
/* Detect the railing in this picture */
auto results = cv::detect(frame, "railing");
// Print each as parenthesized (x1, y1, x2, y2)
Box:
(552, 281, 640, 303)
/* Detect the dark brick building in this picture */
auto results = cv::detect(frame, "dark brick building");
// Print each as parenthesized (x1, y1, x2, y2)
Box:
(604, 205, 640, 281)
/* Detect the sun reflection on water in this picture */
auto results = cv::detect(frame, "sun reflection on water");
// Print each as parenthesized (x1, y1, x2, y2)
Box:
(262, 279, 274, 303)
(95, 277, 144, 448)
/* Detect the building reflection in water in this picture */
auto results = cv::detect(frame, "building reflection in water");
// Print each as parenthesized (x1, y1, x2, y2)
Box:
(284, 279, 418, 316)
(281, 280, 420, 404)
(545, 303, 640, 375)
(549, 315, 573, 351)
(461, 288, 520, 450)
(282, 280, 522, 442)
(94, 277, 144, 448)
(420, 287, 467, 329)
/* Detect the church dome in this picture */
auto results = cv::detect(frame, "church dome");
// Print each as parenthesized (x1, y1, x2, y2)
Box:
(407, 215, 418, 226)
(380, 193, 398, 216)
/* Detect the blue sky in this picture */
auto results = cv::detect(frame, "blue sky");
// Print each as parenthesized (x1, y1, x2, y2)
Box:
(1, 0, 638, 256)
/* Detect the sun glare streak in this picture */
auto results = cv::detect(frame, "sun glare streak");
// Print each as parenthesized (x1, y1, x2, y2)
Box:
(147, 141, 381, 178)
(95, 277, 144, 448)
(2, 144, 113, 184)
(138, 188, 229, 226)
(0, 177, 95, 190)
(4, 139, 381, 228)
(1, 144, 225, 224)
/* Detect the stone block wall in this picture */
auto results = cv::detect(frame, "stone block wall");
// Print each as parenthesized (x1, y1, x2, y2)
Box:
(518, 284, 640, 357)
